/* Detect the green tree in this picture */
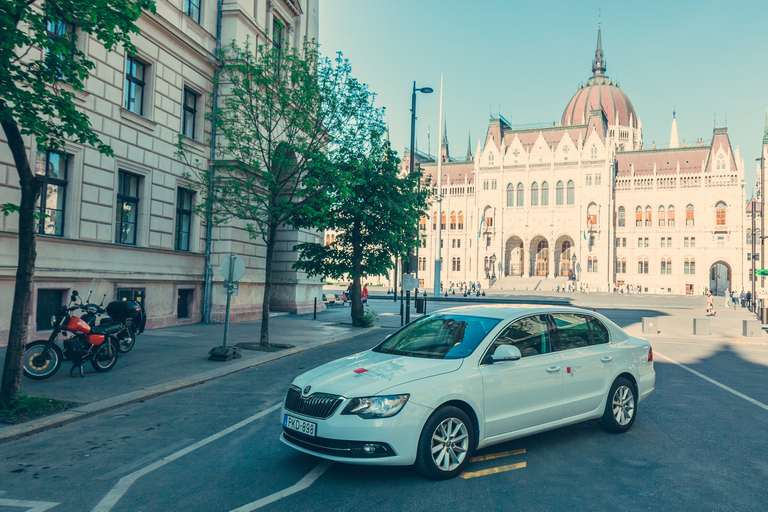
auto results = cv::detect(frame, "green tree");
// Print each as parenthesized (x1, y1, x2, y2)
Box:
(293, 129, 432, 326)
(178, 40, 374, 345)
(0, 0, 155, 406)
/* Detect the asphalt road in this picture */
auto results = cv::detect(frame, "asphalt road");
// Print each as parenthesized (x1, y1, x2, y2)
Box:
(1, 314, 767, 512)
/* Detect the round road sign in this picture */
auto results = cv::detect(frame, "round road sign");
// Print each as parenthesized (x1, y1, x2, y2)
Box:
(219, 254, 245, 282)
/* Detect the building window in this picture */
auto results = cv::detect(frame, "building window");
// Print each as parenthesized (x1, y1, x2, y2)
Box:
(618, 206, 625, 227)
(182, 88, 199, 139)
(686, 204, 694, 226)
(46, 20, 74, 78)
(715, 201, 726, 225)
(177, 288, 193, 319)
(483, 180, 489, 191)
(458, 211, 464, 229)
(183, 0, 201, 23)
(645, 206, 652, 227)
(660, 237, 666, 248)
(638, 259, 649, 274)
(556, 181, 564, 205)
(717, 236, 724, 247)
(590, 145, 597, 159)
(419, 216, 426, 231)
(658, 206, 665, 226)
(595, 174, 601, 186)
(684, 258, 695, 275)
(491, 180, 497, 190)
(567, 180, 575, 205)
(36, 289, 65, 331)
(117, 287, 146, 304)
(441, 212, 446, 230)
(517, 183, 524, 207)
(635, 206, 642, 227)
(644, 237, 649, 247)
(622, 238, 626, 247)
(452, 257, 461, 271)
(273, 16, 284, 49)
(450, 211, 456, 230)
(637, 237, 642, 248)
(690, 237, 695, 247)
(661, 259, 672, 275)
(506, 183, 513, 206)
(485, 216, 493, 228)
(585, 175, 592, 186)
(125, 56, 146, 115)
(531, 182, 539, 206)
(116, 171, 140, 245)
(668, 205, 675, 226)
(615, 238, 621, 247)
(176, 188, 193, 251)
(619, 258, 626, 273)
(541, 182, 549, 206)
(35, 151, 68, 236)
(587, 257, 598, 272)
(684, 237, 689, 247)
(488, 153, 494, 166)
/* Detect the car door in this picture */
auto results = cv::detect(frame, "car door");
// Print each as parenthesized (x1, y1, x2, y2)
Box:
(551, 313, 615, 418)
(479, 315, 564, 438)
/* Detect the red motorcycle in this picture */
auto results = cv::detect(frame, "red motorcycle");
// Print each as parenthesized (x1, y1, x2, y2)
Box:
(23, 290, 139, 379)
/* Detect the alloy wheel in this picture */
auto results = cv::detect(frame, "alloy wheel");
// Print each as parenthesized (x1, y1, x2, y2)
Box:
(430, 417, 469, 472)
(612, 385, 635, 426)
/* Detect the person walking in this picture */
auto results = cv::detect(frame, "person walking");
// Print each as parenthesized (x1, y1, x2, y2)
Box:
(706, 291, 715, 316)
(362, 284, 369, 306)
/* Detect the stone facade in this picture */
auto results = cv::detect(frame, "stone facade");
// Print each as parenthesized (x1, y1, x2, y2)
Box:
(405, 28, 748, 298)
(0, 0, 321, 345)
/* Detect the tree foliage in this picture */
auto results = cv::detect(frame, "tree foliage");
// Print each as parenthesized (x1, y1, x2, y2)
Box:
(0, 0, 155, 406)
(178, 39, 375, 344)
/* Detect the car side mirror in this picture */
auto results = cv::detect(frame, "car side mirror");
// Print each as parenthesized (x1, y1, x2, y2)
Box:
(491, 345, 522, 363)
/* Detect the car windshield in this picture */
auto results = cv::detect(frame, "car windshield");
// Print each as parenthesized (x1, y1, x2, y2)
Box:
(374, 314, 501, 359)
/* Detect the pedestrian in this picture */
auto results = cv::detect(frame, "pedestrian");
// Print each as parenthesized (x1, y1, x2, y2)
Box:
(706, 291, 715, 316)
(362, 284, 368, 305)
(725, 288, 731, 307)
(746, 291, 753, 311)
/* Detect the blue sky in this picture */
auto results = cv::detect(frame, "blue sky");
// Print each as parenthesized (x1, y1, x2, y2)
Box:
(318, 0, 768, 194)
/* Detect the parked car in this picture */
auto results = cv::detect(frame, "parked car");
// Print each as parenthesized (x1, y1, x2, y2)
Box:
(280, 305, 655, 479)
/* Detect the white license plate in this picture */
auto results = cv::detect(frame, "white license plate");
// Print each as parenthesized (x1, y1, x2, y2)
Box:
(284, 414, 317, 437)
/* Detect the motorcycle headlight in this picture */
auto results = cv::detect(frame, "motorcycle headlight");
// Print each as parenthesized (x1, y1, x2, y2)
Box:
(51, 315, 57, 327)
(341, 394, 409, 419)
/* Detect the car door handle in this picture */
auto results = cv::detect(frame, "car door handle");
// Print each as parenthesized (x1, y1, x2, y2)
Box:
(546, 366, 561, 373)
(601, 356, 613, 363)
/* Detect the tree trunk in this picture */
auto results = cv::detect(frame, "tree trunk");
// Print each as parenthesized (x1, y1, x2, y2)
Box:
(0, 118, 39, 407)
(350, 218, 364, 325)
(259, 221, 278, 346)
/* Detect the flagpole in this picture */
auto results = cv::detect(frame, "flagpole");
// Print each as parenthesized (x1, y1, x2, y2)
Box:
(433, 74, 444, 296)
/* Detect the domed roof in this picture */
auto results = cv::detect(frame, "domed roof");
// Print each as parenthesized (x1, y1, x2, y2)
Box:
(560, 27, 638, 129)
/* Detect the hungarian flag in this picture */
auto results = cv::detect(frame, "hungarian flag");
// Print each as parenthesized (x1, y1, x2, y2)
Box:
(583, 212, 589, 239)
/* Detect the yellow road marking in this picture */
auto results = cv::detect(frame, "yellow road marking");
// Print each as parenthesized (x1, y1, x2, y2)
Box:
(460, 461, 526, 479)
(469, 448, 526, 463)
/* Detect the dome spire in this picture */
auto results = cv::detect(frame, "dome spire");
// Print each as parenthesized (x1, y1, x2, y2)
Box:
(592, 16, 606, 76)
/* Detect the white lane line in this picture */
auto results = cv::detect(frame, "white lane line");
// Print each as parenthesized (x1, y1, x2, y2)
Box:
(91, 402, 282, 512)
(655, 351, 768, 411)
(229, 461, 333, 512)
(0, 498, 60, 511)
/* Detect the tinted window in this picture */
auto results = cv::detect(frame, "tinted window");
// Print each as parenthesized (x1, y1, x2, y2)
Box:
(586, 316, 610, 345)
(374, 314, 501, 359)
(552, 314, 591, 351)
(488, 315, 549, 358)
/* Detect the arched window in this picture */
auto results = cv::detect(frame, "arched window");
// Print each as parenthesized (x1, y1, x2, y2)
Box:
(419, 216, 427, 231)
(506, 183, 514, 207)
(456, 257, 461, 271)
(489, 153, 494, 165)
(590, 145, 597, 159)
(556, 181, 564, 205)
(458, 211, 464, 230)
(441, 211, 446, 230)
(618, 206, 625, 227)
(541, 181, 549, 206)
(517, 183, 524, 206)
(531, 182, 539, 206)
(661, 258, 672, 274)
(668, 205, 675, 227)
(658, 206, 665, 227)
(747, 228, 752, 244)
(567, 180, 575, 205)
(587, 257, 593, 273)
(645, 206, 652, 227)
(684, 258, 696, 275)
(450, 211, 456, 230)
(432, 212, 437, 230)
(635, 206, 642, 227)
(715, 201, 726, 225)
(638, 258, 649, 274)
(620, 258, 627, 273)
(686, 204, 694, 226)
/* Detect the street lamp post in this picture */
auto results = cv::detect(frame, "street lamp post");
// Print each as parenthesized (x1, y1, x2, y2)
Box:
(405, 82, 433, 300)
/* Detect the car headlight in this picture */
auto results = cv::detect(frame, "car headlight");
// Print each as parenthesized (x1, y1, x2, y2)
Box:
(341, 394, 409, 419)
(51, 315, 57, 327)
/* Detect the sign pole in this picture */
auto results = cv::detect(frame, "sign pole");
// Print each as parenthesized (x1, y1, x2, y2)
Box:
(209, 253, 244, 361)
(222, 254, 234, 349)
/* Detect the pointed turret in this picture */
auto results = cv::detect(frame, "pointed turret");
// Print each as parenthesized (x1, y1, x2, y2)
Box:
(591, 20, 606, 76)
(440, 114, 449, 162)
(669, 110, 679, 149)
(465, 130, 473, 162)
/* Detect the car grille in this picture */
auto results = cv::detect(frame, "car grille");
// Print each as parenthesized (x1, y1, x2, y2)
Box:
(284, 386, 344, 419)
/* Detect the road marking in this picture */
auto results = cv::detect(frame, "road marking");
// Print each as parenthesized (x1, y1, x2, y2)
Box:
(91, 402, 282, 512)
(460, 461, 526, 479)
(0, 498, 60, 511)
(97, 438, 195, 481)
(655, 351, 768, 411)
(229, 460, 333, 511)
(469, 448, 526, 463)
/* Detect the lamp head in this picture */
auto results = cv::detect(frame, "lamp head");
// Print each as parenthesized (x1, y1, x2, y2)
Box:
(418, 87, 434, 94)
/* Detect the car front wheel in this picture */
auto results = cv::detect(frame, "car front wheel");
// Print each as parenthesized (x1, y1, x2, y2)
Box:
(415, 405, 474, 480)
(600, 377, 637, 433)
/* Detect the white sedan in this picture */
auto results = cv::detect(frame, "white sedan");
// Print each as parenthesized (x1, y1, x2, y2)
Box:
(280, 305, 655, 479)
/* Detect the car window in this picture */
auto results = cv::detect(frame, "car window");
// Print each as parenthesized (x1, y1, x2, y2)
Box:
(586, 316, 610, 345)
(488, 315, 549, 358)
(551, 313, 591, 351)
(374, 314, 501, 359)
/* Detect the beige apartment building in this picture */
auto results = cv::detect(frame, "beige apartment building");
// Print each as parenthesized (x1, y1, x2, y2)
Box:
(0, 0, 321, 345)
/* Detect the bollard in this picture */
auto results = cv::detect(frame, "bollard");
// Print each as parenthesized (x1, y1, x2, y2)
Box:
(400, 289, 404, 326)
(642, 317, 659, 334)
(693, 318, 710, 336)
(405, 291, 411, 324)
(743, 319, 762, 337)
(313, 297, 317, 319)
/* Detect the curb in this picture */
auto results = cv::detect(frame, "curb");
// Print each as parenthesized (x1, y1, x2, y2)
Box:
(0, 326, 379, 445)
(369, 295, 698, 310)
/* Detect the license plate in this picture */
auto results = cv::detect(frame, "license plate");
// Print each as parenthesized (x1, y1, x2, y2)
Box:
(284, 414, 317, 437)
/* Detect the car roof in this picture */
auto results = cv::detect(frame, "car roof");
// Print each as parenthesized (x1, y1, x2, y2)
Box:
(434, 304, 597, 320)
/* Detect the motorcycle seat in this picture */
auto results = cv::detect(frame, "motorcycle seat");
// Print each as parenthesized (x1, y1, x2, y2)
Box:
(91, 323, 122, 335)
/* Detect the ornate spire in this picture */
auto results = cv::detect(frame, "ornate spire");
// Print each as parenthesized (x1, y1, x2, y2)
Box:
(442, 115, 448, 145)
(591, 19, 606, 76)
(440, 114, 449, 161)
(465, 130, 472, 161)
(669, 111, 679, 149)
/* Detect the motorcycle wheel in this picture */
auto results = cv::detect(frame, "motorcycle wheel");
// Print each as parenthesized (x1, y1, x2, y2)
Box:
(23, 341, 63, 380)
(117, 326, 136, 354)
(91, 338, 119, 373)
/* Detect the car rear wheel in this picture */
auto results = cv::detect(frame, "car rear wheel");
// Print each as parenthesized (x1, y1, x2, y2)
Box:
(599, 377, 637, 433)
(415, 405, 474, 480)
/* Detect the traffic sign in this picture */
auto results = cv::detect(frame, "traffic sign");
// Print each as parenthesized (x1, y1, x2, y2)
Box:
(219, 254, 245, 282)
(402, 273, 417, 290)
(756, 269, 768, 276)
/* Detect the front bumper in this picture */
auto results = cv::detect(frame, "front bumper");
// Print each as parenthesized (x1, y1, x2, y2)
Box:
(279, 400, 431, 466)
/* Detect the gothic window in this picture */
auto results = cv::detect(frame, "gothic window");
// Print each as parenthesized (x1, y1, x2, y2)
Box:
(458, 211, 464, 230)
(715, 201, 726, 225)
(645, 206, 652, 227)
(517, 183, 524, 206)
(450, 211, 456, 230)
(531, 182, 539, 206)
(566, 180, 575, 205)
(590, 145, 597, 159)
(668, 205, 675, 226)
(556, 181, 564, 205)
(618, 206, 625, 227)
(441, 212, 446, 230)
(658, 206, 665, 227)
(686, 204, 694, 226)
(488, 153, 494, 165)
(506, 183, 514, 207)
(541, 182, 549, 206)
